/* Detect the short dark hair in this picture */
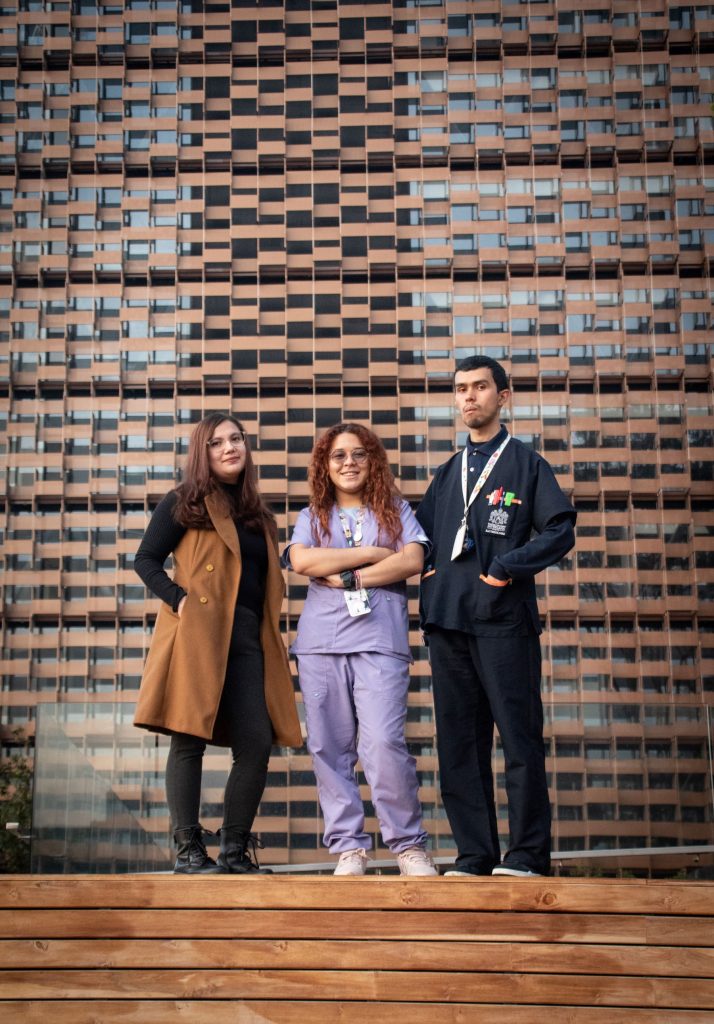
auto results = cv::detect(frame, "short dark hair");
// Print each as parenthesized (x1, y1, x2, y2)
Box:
(454, 354, 509, 393)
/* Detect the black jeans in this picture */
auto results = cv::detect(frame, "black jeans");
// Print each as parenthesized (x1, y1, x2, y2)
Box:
(165, 605, 272, 835)
(428, 627, 551, 875)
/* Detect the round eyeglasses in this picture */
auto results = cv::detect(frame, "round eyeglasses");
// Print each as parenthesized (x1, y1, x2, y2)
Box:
(207, 431, 246, 451)
(329, 448, 369, 465)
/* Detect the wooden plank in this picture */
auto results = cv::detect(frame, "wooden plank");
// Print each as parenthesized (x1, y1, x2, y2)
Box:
(643, 916, 714, 947)
(2, 877, 709, 1022)
(508, 942, 714, 978)
(2, 938, 713, 978)
(3, 1002, 713, 1024)
(1, 876, 712, 915)
(2, 970, 713, 1007)
(6, 908, 714, 944)
(1, 908, 711, 945)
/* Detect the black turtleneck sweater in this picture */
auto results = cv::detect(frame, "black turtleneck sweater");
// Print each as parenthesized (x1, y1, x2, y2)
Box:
(134, 487, 268, 617)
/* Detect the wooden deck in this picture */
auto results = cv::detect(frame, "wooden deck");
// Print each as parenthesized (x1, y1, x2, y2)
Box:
(0, 875, 713, 1022)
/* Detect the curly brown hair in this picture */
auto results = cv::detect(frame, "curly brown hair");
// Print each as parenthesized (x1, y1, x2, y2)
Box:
(173, 412, 275, 537)
(308, 422, 403, 545)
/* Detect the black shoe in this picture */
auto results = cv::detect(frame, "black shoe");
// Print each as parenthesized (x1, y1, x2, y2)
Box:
(173, 825, 223, 874)
(217, 829, 273, 874)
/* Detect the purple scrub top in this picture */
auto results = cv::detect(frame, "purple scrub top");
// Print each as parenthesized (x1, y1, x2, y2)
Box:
(283, 499, 429, 663)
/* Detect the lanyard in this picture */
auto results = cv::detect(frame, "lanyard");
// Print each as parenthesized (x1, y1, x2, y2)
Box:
(451, 433, 511, 561)
(337, 506, 365, 548)
(337, 507, 371, 614)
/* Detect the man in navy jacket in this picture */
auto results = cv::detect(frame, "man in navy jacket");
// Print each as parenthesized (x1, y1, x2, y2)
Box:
(418, 355, 576, 877)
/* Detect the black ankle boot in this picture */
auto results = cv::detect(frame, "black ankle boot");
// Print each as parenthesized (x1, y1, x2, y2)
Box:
(217, 829, 273, 874)
(173, 825, 223, 874)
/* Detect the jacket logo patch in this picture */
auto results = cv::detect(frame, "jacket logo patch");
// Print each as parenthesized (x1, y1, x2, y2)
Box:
(485, 507, 510, 536)
(485, 486, 520, 536)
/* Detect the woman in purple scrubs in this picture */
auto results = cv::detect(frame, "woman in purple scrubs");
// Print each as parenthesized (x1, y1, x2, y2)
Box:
(284, 423, 437, 876)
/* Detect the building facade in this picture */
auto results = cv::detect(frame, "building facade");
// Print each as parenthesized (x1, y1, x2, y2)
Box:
(1, 0, 713, 872)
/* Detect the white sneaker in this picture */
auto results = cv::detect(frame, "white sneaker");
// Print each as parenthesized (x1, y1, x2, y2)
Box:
(334, 848, 370, 876)
(492, 865, 542, 877)
(396, 846, 438, 877)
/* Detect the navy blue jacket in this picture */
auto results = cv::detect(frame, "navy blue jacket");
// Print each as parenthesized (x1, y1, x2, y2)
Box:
(417, 429, 576, 637)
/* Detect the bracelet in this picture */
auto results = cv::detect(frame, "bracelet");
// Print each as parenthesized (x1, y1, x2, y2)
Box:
(340, 569, 357, 590)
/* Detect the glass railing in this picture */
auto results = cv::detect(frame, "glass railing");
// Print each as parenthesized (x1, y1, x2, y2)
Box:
(31, 703, 171, 873)
(29, 700, 714, 877)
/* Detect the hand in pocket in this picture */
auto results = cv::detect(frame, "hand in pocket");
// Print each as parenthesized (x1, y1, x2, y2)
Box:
(475, 574, 510, 620)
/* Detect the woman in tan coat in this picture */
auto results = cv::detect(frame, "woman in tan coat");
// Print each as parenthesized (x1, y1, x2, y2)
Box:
(134, 412, 302, 874)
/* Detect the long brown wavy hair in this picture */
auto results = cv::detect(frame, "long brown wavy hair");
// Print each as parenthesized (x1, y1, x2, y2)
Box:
(173, 412, 275, 536)
(308, 422, 403, 545)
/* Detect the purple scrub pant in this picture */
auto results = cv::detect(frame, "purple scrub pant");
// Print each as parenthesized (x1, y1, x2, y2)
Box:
(296, 651, 429, 854)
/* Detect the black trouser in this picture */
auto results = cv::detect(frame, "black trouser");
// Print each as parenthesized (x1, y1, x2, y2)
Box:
(165, 606, 272, 835)
(428, 627, 551, 875)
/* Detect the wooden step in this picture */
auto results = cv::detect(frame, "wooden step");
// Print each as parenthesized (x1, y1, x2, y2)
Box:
(1, 876, 712, 1022)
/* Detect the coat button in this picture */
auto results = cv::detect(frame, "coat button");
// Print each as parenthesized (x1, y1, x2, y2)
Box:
(205, 564, 214, 572)
(199, 596, 208, 604)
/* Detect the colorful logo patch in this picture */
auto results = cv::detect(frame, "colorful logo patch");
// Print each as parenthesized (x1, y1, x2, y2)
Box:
(486, 486, 522, 509)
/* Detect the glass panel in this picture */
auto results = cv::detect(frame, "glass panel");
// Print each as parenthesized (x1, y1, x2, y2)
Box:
(28, 702, 714, 878)
(31, 703, 171, 873)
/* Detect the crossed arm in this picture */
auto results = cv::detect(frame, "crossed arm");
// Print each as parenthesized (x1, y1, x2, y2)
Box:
(289, 542, 425, 588)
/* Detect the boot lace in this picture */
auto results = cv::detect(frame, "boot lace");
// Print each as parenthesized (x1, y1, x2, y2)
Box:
(242, 832, 265, 869)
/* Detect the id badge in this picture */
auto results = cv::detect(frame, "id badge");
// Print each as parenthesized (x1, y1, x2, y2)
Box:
(451, 520, 467, 561)
(344, 588, 371, 617)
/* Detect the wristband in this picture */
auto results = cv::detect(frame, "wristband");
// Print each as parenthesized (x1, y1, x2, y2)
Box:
(340, 570, 357, 590)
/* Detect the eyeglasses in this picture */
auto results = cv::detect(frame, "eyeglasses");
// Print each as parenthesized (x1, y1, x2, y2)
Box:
(207, 432, 246, 451)
(329, 448, 369, 465)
